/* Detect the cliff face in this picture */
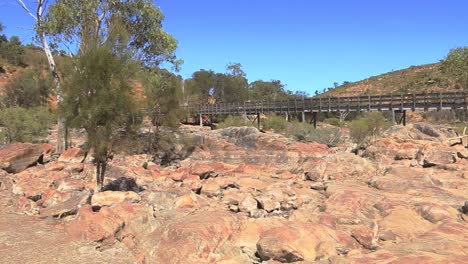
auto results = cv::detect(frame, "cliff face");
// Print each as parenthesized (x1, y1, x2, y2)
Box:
(0, 123, 467, 263)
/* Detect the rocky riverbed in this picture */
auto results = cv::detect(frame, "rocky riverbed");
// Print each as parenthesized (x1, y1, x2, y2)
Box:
(0, 123, 467, 263)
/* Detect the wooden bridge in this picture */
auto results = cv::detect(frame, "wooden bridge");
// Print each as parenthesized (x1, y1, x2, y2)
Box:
(185, 92, 468, 127)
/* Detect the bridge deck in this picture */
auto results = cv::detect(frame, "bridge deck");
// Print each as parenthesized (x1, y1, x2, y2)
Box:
(186, 92, 468, 115)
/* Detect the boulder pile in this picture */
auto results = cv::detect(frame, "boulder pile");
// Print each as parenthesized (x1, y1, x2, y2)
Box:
(0, 123, 467, 263)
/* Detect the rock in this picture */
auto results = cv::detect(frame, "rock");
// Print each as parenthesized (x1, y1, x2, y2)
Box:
(40, 143, 55, 163)
(250, 209, 268, 218)
(191, 163, 219, 179)
(174, 193, 208, 209)
(146, 191, 179, 211)
(91, 191, 141, 207)
(239, 195, 259, 213)
(58, 148, 86, 163)
(416, 148, 457, 167)
(255, 195, 281, 213)
(144, 211, 243, 263)
(351, 226, 377, 250)
(379, 206, 434, 241)
(66, 204, 125, 242)
(416, 203, 452, 223)
(462, 201, 468, 214)
(310, 182, 326, 191)
(0, 143, 42, 173)
(39, 190, 91, 218)
(256, 224, 337, 262)
(38, 189, 74, 208)
(200, 181, 222, 198)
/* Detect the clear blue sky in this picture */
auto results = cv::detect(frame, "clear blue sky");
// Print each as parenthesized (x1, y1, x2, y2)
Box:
(1, 0, 467, 94)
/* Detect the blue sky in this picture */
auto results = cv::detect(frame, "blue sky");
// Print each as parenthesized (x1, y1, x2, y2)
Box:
(1, 0, 467, 94)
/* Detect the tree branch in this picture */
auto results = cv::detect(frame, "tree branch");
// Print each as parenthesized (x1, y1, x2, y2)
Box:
(15, 0, 37, 21)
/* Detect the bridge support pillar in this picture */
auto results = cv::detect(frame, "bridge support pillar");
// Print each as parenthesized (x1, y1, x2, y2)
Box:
(301, 112, 306, 123)
(402, 110, 407, 126)
(311, 112, 317, 129)
(285, 112, 289, 121)
(394, 110, 407, 126)
(199, 114, 203, 126)
(257, 113, 261, 129)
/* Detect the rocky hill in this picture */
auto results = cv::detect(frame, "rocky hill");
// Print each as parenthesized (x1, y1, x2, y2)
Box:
(0, 123, 467, 263)
(322, 62, 463, 97)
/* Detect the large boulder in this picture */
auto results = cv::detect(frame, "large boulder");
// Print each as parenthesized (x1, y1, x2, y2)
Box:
(91, 191, 141, 207)
(58, 148, 86, 163)
(256, 223, 338, 262)
(144, 210, 244, 263)
(0, 143, 42, 173)
(39, 190, 91, 218)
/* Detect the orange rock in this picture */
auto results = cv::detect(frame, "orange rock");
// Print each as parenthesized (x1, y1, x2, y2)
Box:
(66, 205, 124, 242)
(91, 191, 141, 207)
(0, 143, 42, 173)
(58, 148, 86, 163)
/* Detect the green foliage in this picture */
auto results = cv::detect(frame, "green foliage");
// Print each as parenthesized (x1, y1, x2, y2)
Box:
(217, 116, 252, 129)
(0, 35, 25, 66)
(61, 23, 141, 189)
(45, 0, 180, 68)
(323, 117, 341, 127)
(263, 115, 289, 132)
(185, 64, 249, 104)
(441, 47, 468, 89)
(249, 80, 292, 100)
(3, 69, 51, 108)
(349, 112, 391, 145)
(0, 107, 53, 144)
(143, 68, 183, 128)
(287, 122, 342, 147)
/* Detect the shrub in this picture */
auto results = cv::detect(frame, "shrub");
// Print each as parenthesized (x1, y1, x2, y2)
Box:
(263, 115, 288, 132)
(349, 112, 391, 146)
(0, 106, 54, 143)
(288, 122, 342, 146)
(217, 115, 252, 129)
(323, 117, 340, 127)
(2, 69, 51, 108)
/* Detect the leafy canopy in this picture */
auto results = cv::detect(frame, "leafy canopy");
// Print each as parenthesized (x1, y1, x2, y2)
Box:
(61, 22, 141, 163)
(45, 0, 180, 68)
(441, 47, 468, 89)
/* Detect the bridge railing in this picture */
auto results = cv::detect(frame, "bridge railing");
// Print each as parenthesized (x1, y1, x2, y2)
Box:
(185, 91, 468, 115)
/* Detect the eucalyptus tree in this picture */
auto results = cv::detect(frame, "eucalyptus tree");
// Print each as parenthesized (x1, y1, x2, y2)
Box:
(44, 0, 180, 68)
(16, 0, 180, 154)
(16, 0, 66, 153)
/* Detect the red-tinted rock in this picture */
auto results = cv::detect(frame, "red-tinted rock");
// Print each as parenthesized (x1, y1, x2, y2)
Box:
(351, 225, 377, 250)
(0, 143, 42, 173)
(58, 148, 86, 163)
(91, 191, 141, 207)
(66, 204, 124, 242)
(144, 211, 243, 263)
(39, 190, 91, 218)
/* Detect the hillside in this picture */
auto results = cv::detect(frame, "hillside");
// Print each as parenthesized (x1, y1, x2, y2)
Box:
(321, 62, 464, 97)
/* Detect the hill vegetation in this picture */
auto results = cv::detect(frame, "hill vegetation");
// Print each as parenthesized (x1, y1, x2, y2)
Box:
(317, 47, 468, 97)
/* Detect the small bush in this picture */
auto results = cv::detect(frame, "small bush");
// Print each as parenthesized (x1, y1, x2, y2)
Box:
(323, 117, 340, 127)
(217, 116, 252, 129)
(288, 122, 342, 146)
(349, 112, 391, 146)
(263, 115, 288, 132)
(0, 106, 54, 143)
(2, 69, 51, 108)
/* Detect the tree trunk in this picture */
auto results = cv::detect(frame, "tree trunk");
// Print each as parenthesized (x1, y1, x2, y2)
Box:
(37, 2, 67, 153)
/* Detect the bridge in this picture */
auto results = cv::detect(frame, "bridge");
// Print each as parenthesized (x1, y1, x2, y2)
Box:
(185, 92, 468, 128)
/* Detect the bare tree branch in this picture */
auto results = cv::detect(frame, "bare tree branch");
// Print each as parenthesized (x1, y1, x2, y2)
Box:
(15, 0, 37, 20)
